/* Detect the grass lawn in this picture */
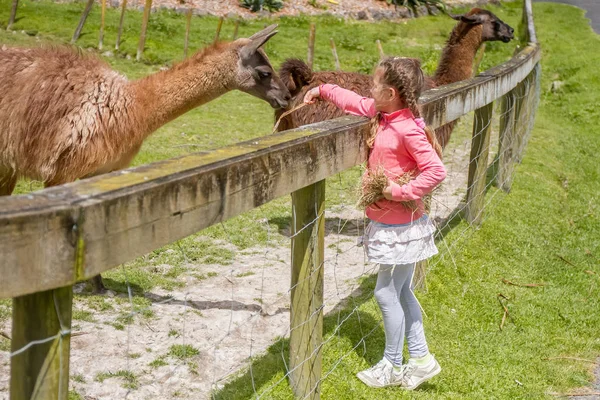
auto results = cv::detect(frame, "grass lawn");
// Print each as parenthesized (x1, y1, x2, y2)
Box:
(1, 0, 599, 399)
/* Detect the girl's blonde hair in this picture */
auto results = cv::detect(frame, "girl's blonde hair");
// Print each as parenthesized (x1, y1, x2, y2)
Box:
(367, 57, 443, 159)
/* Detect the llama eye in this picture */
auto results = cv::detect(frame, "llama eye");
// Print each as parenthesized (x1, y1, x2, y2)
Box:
(259, 71, 271, 79)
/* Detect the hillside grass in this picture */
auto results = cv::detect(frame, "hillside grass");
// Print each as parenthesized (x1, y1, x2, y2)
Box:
(1, 0, 598, 399)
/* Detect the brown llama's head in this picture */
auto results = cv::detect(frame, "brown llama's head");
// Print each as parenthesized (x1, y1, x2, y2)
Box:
(450, 8, 514, 43)
(233, 25, 291, 109)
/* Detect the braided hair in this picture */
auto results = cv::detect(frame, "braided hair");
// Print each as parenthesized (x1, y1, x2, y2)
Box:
(367, 57, 443, 159)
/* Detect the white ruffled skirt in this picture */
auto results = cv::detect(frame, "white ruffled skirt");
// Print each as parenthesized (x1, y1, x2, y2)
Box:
(363, 215, 438, 265)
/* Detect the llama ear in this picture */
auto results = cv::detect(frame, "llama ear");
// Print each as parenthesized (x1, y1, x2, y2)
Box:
(460, 14, 485, 25)
(248, 24, 278, 41)
(240, 25, 279, 58)
(448, 12, 484, 25)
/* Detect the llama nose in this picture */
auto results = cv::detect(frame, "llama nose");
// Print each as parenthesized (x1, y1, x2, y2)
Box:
(509, 27, 514, 34)
(284, 93, 291, 101)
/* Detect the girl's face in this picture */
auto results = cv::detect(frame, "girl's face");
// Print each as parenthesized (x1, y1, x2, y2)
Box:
(371, 67, 403, 113)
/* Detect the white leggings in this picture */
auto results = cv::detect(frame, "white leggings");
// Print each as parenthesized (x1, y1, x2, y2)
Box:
(374, 263, 429, 365)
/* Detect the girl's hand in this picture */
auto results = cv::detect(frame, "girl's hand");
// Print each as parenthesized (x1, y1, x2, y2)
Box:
(382, 179, 394, 200)
(303, 86, 321, 104)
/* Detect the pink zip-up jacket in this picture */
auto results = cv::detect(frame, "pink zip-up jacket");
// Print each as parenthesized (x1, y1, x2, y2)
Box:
(320, 84, 447, 225)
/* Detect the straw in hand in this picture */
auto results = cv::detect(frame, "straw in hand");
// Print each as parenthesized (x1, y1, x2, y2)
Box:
(357, 166, 418, 211)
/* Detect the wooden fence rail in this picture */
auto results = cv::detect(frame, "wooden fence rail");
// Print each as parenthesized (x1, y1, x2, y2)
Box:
(1, 1, 540, 399)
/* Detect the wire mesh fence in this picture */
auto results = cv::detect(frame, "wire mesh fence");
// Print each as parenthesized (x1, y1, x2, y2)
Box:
(0, 1, 541, 398)
(0, 63, 540, 400)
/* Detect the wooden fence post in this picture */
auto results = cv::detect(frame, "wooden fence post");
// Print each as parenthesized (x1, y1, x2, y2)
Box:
(7, 0, 18, 30)
(232, 19, 239, 40)
(497, 86, 517, 192)
(213, 17, 223, 44)
(290, 180, 324, 400)
(115, 0, 128, 50)
(98, 0, 106, 50)
(330, 38, 340, 71)
(514, 69, 537, 163)
(376, 39, 384, 58)
(183, 8, 193, 58)
(71, 0, 95, 43)
(465, 102, 494, 225)
(473, 42, 486, 74)
(509, 80, 527, 165)
(307, 23, 316, 70)
(136, 0, 153, 62)
(11, 285, 73, 400)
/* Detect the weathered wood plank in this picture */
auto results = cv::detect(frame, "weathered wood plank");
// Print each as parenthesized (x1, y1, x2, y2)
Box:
(11, 285, 72, 400)
(422, 44, 540, 130)
(0, 42, 541, 299)
(290, 181, 324, 400)
(465, 102, 494, 226)
(0, 118, 369, 298)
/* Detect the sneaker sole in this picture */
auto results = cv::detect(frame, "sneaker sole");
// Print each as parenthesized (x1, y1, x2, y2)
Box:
(356, 371, 385, 388)
(403, 363, 442, 390)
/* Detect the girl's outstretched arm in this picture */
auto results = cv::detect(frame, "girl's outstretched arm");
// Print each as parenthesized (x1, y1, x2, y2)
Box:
(304, 84, 377, 118)
(384, 128, 447, 201)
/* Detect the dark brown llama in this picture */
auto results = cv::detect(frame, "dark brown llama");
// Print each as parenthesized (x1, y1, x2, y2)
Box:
(0, 25, 291, 292)
(275, 8, 514, 149)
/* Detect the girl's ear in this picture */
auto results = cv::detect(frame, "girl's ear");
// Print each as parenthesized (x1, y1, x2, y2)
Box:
(388, 87, 397, 100)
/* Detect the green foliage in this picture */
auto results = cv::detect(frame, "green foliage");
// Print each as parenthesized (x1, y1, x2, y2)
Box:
(68, 391, 83, 400)
(240, 0, 284, 13)
(95, 370, 139, 389)
(387, 0, 446, 16)
(168, 344, 200, 359)
(149, 356, 169, 368)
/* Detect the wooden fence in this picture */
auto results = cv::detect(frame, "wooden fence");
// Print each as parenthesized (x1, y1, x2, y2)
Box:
(0, 1, 540, 398)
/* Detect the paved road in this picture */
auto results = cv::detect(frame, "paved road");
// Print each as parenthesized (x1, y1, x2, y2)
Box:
(534, 0, 600, 33)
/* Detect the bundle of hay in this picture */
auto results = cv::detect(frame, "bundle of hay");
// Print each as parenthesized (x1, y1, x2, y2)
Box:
(358, 166, 419, 211)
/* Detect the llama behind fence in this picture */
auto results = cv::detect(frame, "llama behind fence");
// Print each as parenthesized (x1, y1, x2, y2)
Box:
(275, 8, 514, 149)
(0, 24, 291, 292)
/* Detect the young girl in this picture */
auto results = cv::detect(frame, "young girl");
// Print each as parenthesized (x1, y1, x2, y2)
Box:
(304, 57, 446, 390)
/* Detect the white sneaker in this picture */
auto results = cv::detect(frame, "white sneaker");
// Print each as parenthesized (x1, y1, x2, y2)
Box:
(398, 354, 442, 390)
(356, 357, 404, 388)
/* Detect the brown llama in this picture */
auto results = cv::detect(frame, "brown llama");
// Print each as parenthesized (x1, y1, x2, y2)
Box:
(275, 8, 514, 149)
(0, 25, 291, 292)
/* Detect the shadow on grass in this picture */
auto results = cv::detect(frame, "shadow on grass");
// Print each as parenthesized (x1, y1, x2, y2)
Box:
(101, 277, 146, 295)
(212, 275, 382, 399)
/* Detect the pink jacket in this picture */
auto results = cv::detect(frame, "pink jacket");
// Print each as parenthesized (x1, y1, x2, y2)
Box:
(320, 84, 446, 225)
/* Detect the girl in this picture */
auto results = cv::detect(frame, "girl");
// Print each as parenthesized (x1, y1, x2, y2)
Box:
(304, 57, 446, 390)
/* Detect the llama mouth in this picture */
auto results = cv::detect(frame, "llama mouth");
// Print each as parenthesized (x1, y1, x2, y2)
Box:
(502, 36, 513, 43)
(271, 98, 288, 109)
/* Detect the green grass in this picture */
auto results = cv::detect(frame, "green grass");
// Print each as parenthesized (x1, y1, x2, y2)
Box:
(95, 369, 139, 389)
(168, 344, 200, 359)
(68, 391, 83, 400)
(2, 0, 598, 398)
(0, 0, 519, 295)
(72, 309, 96, 322)
(149, 356, 169, 368)
(213, 3, 600, 399)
